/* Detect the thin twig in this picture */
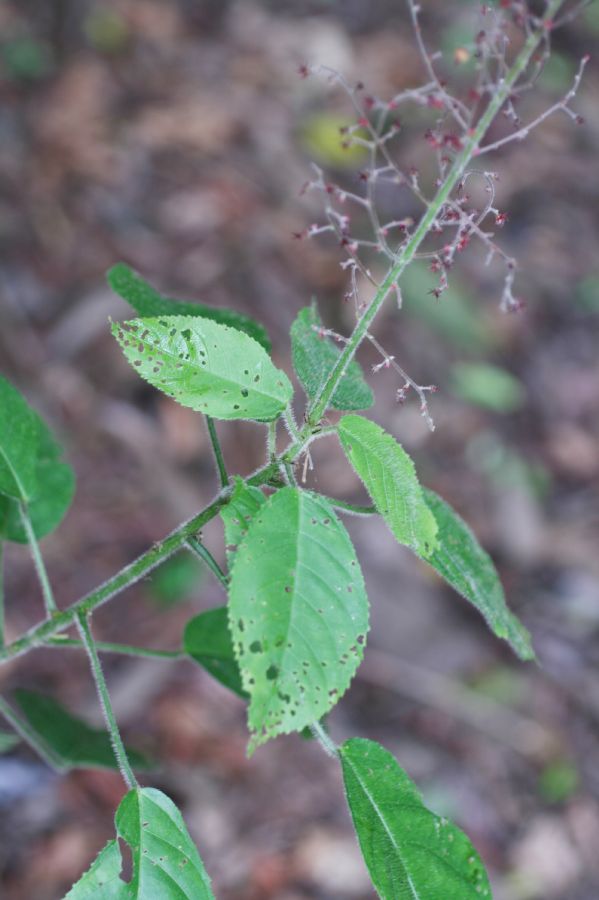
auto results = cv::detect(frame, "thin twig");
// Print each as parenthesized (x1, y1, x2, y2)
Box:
(76, 613, 138, 789)
(45, 635, 184, 660)
(206, 416, 229, 488)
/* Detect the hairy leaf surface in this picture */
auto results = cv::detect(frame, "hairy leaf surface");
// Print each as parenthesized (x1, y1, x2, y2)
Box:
(108, 262, 271, 351)
(14, 689, 148, 771)
(422, 489, 534, 660)
(338, 415, 437, 557)
(184, 607, 246, 698)
(341, 738, 493, 900)
(65, 787, 214, 899)
(228, 487, 369, 751)
(112, 316, 292, 421)
(220, 477, 266, 565)
(291, 304, 373, 410)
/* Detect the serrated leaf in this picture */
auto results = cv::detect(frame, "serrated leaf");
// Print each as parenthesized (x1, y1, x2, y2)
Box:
(291, 304, 373, 411)
(65, 787, 214, 899)
(184, 607, 247, 698)
(108, 262, 271, 351)
(13, 689, 149, 771)
(0, 415, 75, 544)
(422, 489, 534, 660)
(228, 487, 369, 751)
(113, 316, 292, 422)
(340, 738, 493, 900)
(338, 415, 438, 557)
(220, 477, 266, 565)
(0, 375, 39, 501)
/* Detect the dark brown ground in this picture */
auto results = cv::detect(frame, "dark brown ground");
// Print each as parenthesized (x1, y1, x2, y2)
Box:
(0, 2, 598, 898)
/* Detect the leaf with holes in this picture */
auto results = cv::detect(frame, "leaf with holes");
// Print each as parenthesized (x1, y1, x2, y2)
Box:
(65, 787, 214, 899)
(422, 489, 534, 660)
(228, 487, 369, 752)
(108, 262, 271, 351)
(0, 376, 40, 502)
(220, 477, 266, 565)
(184, 607, 247, 699)
(13, 689, 149, 771)
(291, 304, 373, 411)
(113, 316, 292, 422)
(338, 415, 438, 557)
(0, 415, 75, 544)
(341, 738, 493, 900)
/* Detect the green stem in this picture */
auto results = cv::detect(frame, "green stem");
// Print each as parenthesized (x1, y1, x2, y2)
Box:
(0, 492, 230, 663)
(310, 720, 338, 757)
(206, 416, 229, 488)
(45, 636, 184, 660)
(76, 613, 138, 789)
(327, 498, 377, 517)
(0, 694, 64, 769)
(307, 1, 563, 427)
(19, 504, 57, 616)
(0, 542, 4, 649)
(267, 420, 277, 461)
(186, 537, 229, 588)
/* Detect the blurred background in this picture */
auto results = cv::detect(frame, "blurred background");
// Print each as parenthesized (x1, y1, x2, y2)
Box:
(0, 1, 598, 898)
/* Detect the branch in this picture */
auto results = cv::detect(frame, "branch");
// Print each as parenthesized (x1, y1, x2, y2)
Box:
(305, 0, 565, 428)
(77, 613, 138, 789)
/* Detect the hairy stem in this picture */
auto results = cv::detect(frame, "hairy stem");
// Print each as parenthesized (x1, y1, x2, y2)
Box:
(45, 636, 184, 660)
(0, 492, 230, 663)
(76, 613, 138, 789)
(310, 720, 338, 757)
(206, 416, 229, 488)
(307, 0, 563, 427)
(186, 537, 229, 588)
(19, 504, 57, 616)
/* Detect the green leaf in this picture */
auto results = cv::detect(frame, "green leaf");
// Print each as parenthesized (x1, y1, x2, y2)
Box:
(113, 316, 292, 422)
(0, 730, 19, 753)
(422, 490, 534, 660)
(0, 376, 39, 502)
(65, 787, 214, 899)
(0, 377, 75, 543)
(451, 362, 525, 413)
(340, 738, 493, 900)
(13, 689, 149, 771)
(338, 415, 438, 558)
(108, 262, 271, 352)
(220, 477, 266, 565)
(290, 304, 373, 411)
(0, 416, 75, 544)
(228, 487, 369, 751)
(184, 607, 247, 699)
